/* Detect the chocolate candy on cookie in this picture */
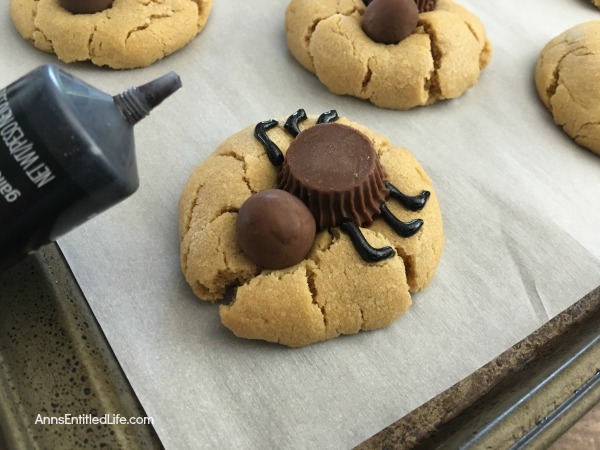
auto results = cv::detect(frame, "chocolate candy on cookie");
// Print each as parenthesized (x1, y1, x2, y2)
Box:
(279, 121, 390, 228)
(236, 189, 316, 270)
(179, 110, 444, 347)
(415, 0, 437, 12)
(271, 112, 429, 262)
(363, 0, 437, 10)
(361, 0, 419, 45)
(285, 0, 492, 110)
(59, 0, 113, 14)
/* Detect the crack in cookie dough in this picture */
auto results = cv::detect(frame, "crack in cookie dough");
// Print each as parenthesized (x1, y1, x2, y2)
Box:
(306, 264, 327, 327)
(421, 21, 442, 102)
(178, 154, 256, 277)
(535, 21, 600, 155)
(286, 0, 491, 110)
(180, 116, 444, 346)
(545, 46, 591, 115)
(361, 57, 374, 94)
(10, 0, 212, 69)
(287, 0, 364, 71)
(544, 52, 567, 113)
(87, 24, 98, 57)
(574, 122, 600, 142)
(125, 12, 172, 43)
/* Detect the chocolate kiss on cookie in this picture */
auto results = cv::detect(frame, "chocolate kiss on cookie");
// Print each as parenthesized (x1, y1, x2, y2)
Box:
(278, 123, 389, 230)
(362, 0, 419, 45)
(59, 0, 114, 14)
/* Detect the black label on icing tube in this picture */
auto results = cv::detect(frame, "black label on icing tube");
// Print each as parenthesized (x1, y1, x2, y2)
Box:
(0, 88, 61, 216)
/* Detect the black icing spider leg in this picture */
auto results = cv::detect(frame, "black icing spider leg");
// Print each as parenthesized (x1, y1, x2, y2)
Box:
(386, 182, 430, 211)
(284, 109, 307, 137)
(317, 110, 339, 124)
(257, 110, 339, 167)
(254, 119, 284, 166)
(379, 204, 424, 238)
(340, 220, 394, 262)
(254, 109, 429, 263)
(286, 109, 338, 136)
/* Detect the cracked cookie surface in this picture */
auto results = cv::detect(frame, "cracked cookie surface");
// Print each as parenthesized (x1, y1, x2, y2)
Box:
(535, 21, 600, 156)
(285, 0, 491, 110)
(10, 0, 212, 69)
(178, 115, 444, 347)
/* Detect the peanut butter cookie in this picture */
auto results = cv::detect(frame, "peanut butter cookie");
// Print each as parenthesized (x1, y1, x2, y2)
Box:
(10, 0, 212, 69)
(285, 0, 491, 110)
(535, 21, 600, 156)
(179, 110, 444, 347)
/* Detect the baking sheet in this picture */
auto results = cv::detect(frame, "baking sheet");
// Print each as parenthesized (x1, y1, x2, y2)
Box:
(360, 288, 600, 448)
(0, 244, 162, 450)
(2, 1, 600, 448)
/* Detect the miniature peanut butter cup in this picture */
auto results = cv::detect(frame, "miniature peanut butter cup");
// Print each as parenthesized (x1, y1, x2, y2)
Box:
(59, 0, 114, 14)
(279, 123, 389, 229)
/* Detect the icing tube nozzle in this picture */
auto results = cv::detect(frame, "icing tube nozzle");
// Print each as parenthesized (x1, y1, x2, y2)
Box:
(113, 72, 182, 125)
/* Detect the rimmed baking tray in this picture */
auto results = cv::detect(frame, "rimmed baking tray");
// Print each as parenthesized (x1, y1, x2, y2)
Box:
(0, 244, 598, 449)
(360, 285, 600, 449)
(0, 244, 162, 450)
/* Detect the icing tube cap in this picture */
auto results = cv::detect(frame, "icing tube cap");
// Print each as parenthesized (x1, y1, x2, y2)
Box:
(113, 72, 182, 125)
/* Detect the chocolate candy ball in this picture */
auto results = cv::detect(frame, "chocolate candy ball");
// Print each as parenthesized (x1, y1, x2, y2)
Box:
(236, 189, 316, 270)
(362, 0, 419, 45)
(59, 0, 114, 14)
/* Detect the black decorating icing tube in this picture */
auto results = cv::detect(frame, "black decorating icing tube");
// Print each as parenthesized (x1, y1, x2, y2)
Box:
(0, 65, 182, 272)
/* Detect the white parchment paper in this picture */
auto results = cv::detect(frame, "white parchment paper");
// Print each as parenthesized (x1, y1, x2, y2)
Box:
(2, 1, 600, 448)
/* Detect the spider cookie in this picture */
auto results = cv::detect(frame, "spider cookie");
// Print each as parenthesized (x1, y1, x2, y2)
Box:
(9, 0, 212, 69)
(285, 0, 492, 110)
(535, 21, 600, 156)
(179, 110, 444, 347)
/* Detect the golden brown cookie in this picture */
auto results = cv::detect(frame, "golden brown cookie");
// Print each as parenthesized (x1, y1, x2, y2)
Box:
(285, 0, 491, 110)
(10, 0, 212, 69)
(179, 110, 444, 347)
(535, 21, 600, 156)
